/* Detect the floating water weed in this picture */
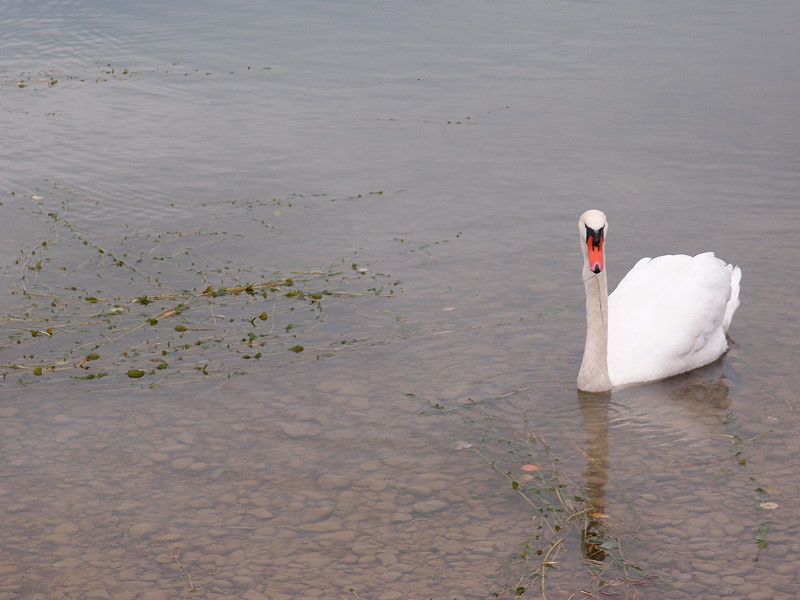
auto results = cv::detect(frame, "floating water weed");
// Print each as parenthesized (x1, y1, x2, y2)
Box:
(719, 411, 775, 560)
(0, 189, 399, 387)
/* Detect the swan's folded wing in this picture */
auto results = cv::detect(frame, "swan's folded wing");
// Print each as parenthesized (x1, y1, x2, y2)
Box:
(722, 265, 741, 333)
(607, 253, 735, 386)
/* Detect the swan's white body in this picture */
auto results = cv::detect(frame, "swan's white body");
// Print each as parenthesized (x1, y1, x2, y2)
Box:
(577, 210, 741, 393)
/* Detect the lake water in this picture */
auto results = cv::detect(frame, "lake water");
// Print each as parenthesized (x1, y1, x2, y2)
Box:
(1, 1, 799, 598)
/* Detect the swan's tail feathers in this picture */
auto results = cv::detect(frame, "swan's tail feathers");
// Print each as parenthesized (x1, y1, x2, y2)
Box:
(722, 265, 741, 334)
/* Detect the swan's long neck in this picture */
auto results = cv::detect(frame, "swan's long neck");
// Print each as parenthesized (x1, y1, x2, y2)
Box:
(578, 268, 612, 392)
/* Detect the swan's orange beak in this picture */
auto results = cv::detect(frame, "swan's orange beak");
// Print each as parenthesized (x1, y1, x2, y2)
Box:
(586, 235, 604, 273)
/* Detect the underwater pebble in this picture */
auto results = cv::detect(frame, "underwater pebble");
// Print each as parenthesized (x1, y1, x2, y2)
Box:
(391, 512, 414, 522)
(0, 566, 17, 577)
(304, 553, 335, 568)
(282, 422, 311, 437)
(320, 529, 357, 543)
(355, 477, 387, 491)
(175, 431, 197, 445)
(232, 575, 257, 588)
(170, 456, 195, 470)
(379, 570, 403, 583)
(412, 500, 447, 514)
(722, 523, 745, 537)
(48, 533, 71, 546)
(462, 524, 490, 538)
(246, 508, 274, 520)
(692, 561, 721, 574)
(54, 522, 79, 535)
(316, 379, 348, 393)
(129, 522, 160, 539)
(249, 495, 271, 507)
(351, 543, 379, 557)
(146, 452, 170, 463)
(747, 590, 777, 600)
(158, 443, 189, 453)
(55, 427, 80, 438)
(774, 562, 796, 576)
(302, 506, 335, 521)
(707, 511, 729, 524)
(412, 473, 449, 490)
(299, 518, 341, 532)
(138, 592, 170, 600)
(407, 484, 432, 497)
(347, 396, 370, 409)
(317, 473, 349, 490)
(472, 541, 497, 554)
(438, 539, 463, 554)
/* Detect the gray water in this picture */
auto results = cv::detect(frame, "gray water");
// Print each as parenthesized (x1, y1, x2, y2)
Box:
(1, 1, 799, 598)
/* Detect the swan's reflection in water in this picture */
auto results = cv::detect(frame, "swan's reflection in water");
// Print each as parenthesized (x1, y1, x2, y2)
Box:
(578, 390, 611, 561)
(577, 364, 733, 562)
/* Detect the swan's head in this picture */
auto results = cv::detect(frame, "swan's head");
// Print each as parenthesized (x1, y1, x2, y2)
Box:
(579, 209, 608, 274)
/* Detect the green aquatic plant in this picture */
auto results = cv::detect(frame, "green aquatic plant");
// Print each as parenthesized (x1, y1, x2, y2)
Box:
(719, 411, 774, 560)
(0, 189, 399, 387)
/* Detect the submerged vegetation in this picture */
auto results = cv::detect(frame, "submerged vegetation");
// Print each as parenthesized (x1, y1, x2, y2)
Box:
(0, 188, 399, 387)
(719, 411, 776, 560)
(411, 391, 656, 599)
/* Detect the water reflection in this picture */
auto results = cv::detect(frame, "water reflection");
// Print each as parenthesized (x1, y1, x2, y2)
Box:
(578, 391, 611, 562)
(577, 369, 733, 562)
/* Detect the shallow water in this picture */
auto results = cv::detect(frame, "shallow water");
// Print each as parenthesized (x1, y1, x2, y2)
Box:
(1, 1, 800, 598)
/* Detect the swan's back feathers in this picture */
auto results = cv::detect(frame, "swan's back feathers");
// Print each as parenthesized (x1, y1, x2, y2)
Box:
(607, 252, 739, 387)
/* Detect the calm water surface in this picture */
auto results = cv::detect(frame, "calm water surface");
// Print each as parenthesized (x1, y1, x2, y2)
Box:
(1, 1, 799, 598)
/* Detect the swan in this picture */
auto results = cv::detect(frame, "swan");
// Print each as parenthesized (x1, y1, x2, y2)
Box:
(577, 209, 741, 393)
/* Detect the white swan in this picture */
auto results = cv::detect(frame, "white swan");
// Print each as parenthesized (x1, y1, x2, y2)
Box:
(577, 209, 741, 393)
